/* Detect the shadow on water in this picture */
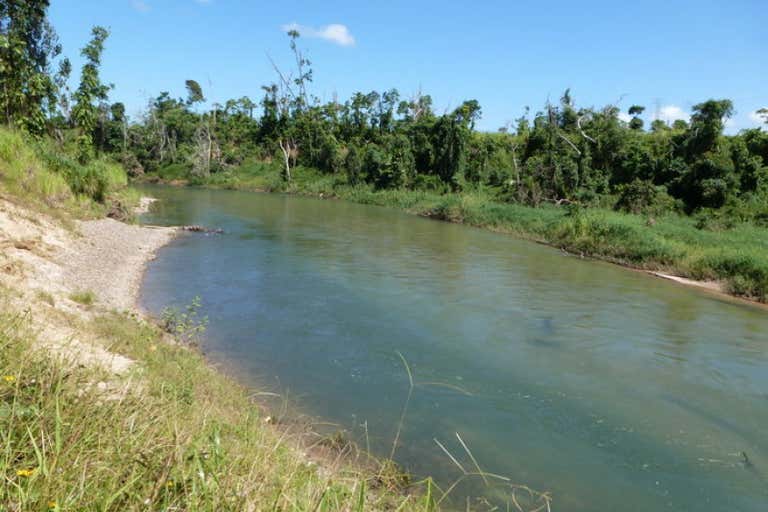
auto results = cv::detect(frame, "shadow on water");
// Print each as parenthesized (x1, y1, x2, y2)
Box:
(138, 185, 768, 511)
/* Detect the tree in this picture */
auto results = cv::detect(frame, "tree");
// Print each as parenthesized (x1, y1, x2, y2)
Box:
(265, 30, 315, 181)
(71, 25, 111, 160)
(454, 99, 482, 130)
(628, 105, 645, 131)
(671, 99, 736, 209)
(650, 119, 669, 133)
(0, 0, 62, 133)
(185, 79, 205, 105)
(683, 99, 733, 157)
(432, 112, 469, 187)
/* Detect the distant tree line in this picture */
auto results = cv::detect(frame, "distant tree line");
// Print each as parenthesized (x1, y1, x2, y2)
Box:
(3, 1, 768, 218)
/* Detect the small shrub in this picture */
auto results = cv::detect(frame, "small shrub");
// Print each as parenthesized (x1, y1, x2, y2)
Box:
(119, 151, 145, 177)
(157, 163, 192, 182)
(372, 459, 412, 493)
(36, 290, 55, 306)
(160, 296, 209, 344)
(69, 290, 96, 306)
(614, 179, 677, 215)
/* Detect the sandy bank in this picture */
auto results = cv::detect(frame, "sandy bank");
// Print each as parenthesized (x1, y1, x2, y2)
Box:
(0, 196, 176, 374)
(649, 271, 723, 293)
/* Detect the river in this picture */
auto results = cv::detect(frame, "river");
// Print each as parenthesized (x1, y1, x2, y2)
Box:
(138, 185, 768, 511)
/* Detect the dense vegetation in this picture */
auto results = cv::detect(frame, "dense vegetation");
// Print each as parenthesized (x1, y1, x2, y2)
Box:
(2, 0, 767, 294)
(0, 2, 135, 217)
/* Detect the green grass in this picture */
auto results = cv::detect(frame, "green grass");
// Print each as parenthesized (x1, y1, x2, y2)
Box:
(0, 129, 72, 207)
(0, 127, 141, 221)
(0, 310, 415, 511)
(173, 162, 768, 302)
(68, 290, 96, 306)
(35, 291, 55, 307)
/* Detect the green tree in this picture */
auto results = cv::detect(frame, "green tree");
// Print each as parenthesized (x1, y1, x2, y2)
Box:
(71, 25, 110, 160)
(185, 79, 205, 105)
(432, 112, 469, 187)
(0, 0, 62, 133)
(454, 99, 482, 130)
(628, 105, 645, 131)
(755, 108, 767, 126)
(671, 99, 736, 209)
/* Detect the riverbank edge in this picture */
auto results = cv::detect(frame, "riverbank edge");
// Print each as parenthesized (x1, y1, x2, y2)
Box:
(0, 194, 438, 510)
(139, 176, 768, 310)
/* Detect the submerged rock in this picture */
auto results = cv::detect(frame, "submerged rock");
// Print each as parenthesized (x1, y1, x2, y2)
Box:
(181, 225, 224, 234)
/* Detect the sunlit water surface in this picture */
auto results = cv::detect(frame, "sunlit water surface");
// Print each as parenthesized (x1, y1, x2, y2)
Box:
(139, 186, 768, 511)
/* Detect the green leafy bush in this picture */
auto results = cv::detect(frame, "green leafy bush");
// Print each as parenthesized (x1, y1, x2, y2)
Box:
(160, 296, 209, 345)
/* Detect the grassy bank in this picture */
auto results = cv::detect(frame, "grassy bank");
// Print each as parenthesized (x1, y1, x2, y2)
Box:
(0, 128, 139, 221)
(0, 305, 442, 510)
(148, 162, 768, 303)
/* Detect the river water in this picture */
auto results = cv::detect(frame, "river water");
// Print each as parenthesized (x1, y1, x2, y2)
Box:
(139, 185, 768, 511)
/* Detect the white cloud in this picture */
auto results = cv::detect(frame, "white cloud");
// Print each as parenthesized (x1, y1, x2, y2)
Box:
(651, 105, 689, 124)
(749, 109, 767, 125)
(617, 111, 632, 123)
(281, 23, 356, 47)
(131, 0, 150, 12)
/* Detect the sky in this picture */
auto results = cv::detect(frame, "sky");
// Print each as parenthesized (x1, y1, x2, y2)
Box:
(49, 0, 767, 133)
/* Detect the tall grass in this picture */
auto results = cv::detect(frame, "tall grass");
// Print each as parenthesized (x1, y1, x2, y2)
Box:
(0, 127, 137, 219)
(0, 129, 71, 206)
(0, 310, 423, 511)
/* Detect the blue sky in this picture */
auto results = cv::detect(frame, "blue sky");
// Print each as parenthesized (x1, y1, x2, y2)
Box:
(50, 0, 766, 133)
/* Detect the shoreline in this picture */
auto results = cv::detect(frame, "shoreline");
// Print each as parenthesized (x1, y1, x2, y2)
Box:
(0, 195, 431, 508)
(139, 179, 768, 310)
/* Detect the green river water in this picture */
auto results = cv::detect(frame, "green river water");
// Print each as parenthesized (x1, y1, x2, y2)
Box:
(139, 185, 768, 511)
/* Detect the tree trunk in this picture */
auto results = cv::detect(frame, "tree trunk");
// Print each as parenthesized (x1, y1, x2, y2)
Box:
(279, 139, 291, 182)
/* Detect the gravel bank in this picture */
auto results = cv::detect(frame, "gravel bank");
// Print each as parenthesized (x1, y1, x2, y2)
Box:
(59, 218, 177, 310)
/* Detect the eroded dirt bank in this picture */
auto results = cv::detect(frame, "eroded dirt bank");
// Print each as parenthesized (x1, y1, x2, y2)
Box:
(0, 196, 176, 375)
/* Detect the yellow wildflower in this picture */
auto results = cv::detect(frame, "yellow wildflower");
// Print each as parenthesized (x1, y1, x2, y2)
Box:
(48, 501, 58, 510)
(3, 375, 16, 383)
(166, 480, 174, 488)
(149, 345, 157, 352)
(16, 468, 35, 477)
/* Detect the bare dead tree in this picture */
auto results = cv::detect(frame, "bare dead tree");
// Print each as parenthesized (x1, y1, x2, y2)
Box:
(191, 110, 222, 179)
(264, 31, 312, 183)
(576, 114, 596, 143)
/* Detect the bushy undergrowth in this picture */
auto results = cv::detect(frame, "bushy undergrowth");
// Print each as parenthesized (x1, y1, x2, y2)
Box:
(0, 129, 71, 206)
(0, 128, 136, 218)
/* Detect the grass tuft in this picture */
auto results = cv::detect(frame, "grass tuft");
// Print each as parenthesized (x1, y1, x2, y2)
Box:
(68, 290, 96, 306)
